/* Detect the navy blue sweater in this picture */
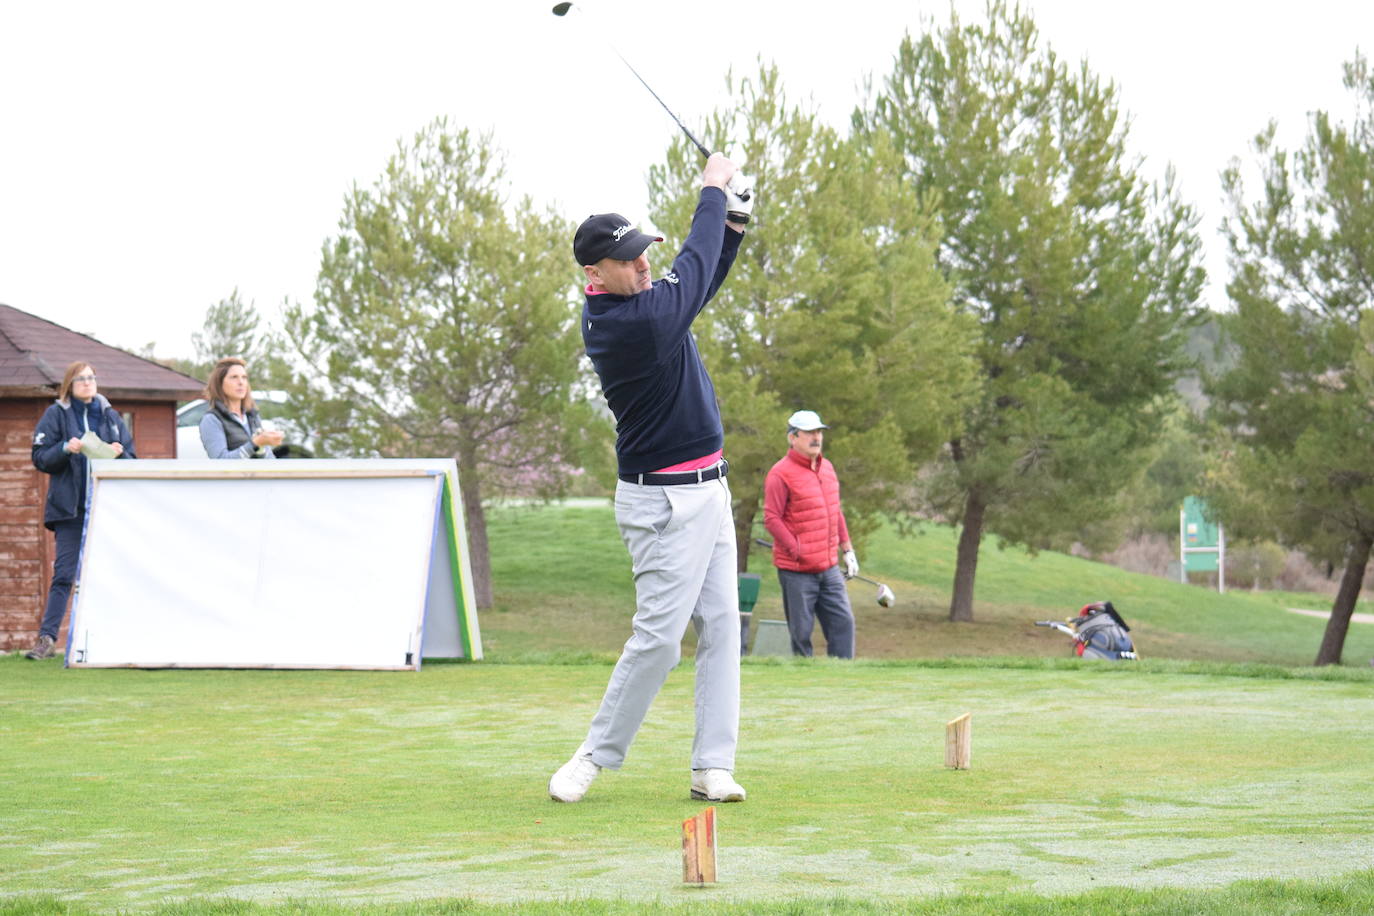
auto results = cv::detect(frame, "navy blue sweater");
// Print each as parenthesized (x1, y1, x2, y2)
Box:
(31, 395, 137, 528)
(582, 188, 743, 475)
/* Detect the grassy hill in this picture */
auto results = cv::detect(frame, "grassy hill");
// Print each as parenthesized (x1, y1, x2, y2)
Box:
(485, 501, 1374, 668)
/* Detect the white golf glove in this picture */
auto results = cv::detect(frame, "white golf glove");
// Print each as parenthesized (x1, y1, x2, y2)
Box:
(725, 173, 754, 224)
(843, 549, 859, 579)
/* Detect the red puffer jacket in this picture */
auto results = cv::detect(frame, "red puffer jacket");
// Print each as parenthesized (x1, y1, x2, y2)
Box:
(763, 448, 851, 573)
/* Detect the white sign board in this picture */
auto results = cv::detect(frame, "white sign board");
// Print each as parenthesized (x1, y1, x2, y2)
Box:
(67, 460, 481, 669)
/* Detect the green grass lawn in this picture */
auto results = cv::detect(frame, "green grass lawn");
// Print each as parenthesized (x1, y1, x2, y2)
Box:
(3, 655, 1373, 913)
(5, 502, 1374, 914)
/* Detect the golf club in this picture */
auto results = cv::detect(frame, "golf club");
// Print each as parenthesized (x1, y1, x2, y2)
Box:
(1034, 619, 1077, 637)
(551, 2, 712, 160)
(851, 574, 896, 607)
(550, 1, 751, 221)
(752, 538, 896, 607)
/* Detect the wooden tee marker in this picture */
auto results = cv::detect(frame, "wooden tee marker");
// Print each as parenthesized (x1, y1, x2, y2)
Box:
(945, 712, 972, 770)
(682, 806, 717, 884)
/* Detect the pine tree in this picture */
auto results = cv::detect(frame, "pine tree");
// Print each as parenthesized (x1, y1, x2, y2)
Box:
(860, 2, 1205, 620)
(647, 65, 977, 569)
(1207, 53, 1374, 664)
(282, 119, 611, 607)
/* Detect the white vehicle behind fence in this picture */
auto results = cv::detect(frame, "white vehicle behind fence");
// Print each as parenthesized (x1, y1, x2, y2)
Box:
(175, 391, 313, 459)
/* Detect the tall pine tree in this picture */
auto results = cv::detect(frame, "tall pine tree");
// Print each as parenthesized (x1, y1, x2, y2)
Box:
(1207, 53, 1374, 664)
(282, 119, 610, 607)
(860, 3, 1205, 621)
(647, 65, 977, 569)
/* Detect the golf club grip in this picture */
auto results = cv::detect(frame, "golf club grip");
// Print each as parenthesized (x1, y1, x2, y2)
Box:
(685, 131, 712, 160)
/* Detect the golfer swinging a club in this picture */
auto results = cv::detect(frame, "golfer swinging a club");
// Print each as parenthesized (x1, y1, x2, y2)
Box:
(549, 152, 752, 803)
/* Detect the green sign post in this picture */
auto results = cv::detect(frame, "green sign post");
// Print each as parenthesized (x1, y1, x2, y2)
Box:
(1180, 496, 1225, 592)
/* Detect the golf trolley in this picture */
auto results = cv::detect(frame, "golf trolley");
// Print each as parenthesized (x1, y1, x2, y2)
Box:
(1036, 600, 1138, 661)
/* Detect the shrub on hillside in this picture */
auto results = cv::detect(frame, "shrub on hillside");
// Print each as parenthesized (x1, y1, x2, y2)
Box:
(1086, 534, 1349, 595)
(1227, 541, 1287, 590)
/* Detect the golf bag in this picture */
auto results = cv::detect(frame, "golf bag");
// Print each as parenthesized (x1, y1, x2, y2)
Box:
(1072, 601, 1136, 660)
(1035, 600, 1137, 660)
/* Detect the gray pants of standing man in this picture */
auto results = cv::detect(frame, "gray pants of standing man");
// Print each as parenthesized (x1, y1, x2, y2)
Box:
(577, 476, 740, 771)
(777, 565, 855, 658)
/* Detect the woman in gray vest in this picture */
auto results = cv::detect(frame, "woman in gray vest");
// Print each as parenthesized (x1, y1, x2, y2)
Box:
(198, 357, 283, 459)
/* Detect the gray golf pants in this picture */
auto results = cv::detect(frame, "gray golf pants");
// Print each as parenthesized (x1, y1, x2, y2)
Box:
(578, 476, 740, 771)
(777, 565, 855, 658)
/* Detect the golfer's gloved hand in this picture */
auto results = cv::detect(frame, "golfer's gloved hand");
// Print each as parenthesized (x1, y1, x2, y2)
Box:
(843, 549, 859, 579)
(725, 173, 754, 224)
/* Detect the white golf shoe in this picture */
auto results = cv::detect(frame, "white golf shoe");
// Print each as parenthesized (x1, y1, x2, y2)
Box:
(690, 768, 746, 802)
(549, 753, 601, 803)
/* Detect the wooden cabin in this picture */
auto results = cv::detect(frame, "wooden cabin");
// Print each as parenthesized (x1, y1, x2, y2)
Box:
(0, 303, 203, 652)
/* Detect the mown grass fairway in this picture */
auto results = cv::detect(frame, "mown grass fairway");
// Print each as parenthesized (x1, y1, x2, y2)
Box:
(6, 503, 1374, 913)
(3, 654, 1373, 911)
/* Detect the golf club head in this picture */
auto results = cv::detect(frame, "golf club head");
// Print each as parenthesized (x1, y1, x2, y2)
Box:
(876, 584, 895, 607)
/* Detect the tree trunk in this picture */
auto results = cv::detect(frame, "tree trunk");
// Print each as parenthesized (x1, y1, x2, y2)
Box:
(1314, 531, 1372, 666)
(949, 489, 986, 622)
(456, 448, 493, 610)
(734, 495, 759, 573)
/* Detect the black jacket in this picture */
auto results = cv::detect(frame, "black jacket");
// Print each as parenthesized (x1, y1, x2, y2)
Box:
(31, 395, 137, 528)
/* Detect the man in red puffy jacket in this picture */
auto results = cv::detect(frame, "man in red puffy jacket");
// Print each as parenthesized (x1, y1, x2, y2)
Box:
(763, 410, 858, 658)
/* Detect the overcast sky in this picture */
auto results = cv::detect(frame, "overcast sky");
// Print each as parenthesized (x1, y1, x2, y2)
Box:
(1, 1, 1370, 361)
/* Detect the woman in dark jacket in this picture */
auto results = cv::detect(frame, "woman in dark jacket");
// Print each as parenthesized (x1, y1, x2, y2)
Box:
(27, 362, 136, 659)
(198, 357, 283, 459)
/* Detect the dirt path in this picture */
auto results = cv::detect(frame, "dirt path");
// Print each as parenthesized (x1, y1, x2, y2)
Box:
(1286, 607, 1374, 624)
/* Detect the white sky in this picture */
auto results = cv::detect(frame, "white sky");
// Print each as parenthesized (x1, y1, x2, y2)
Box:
(1, 1, 1370, 360)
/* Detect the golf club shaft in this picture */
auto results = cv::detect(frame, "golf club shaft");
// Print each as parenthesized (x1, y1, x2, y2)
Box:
(754, 538, 890, 591)
(617, 57, 712, 160)
(552, 3, 712, 160)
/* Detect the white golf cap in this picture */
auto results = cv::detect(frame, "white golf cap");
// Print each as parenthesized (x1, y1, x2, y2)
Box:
(787, 409, 828, 431)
